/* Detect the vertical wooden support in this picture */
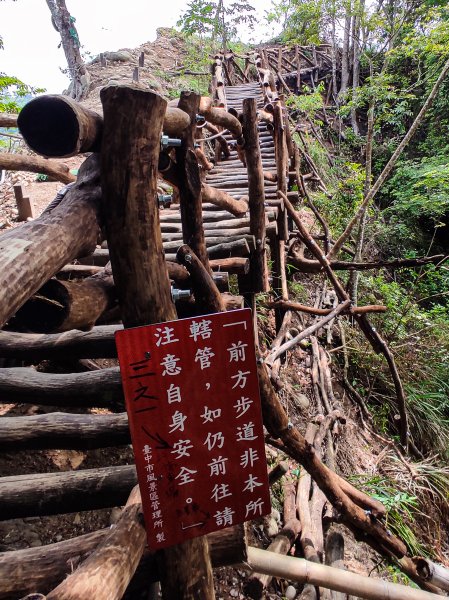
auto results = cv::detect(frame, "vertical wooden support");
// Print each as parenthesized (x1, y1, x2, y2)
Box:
(99, 85, 214, 600)
(295, 46, 301, 92)
(13, 184, 34, 221)
(100, 53, 106, 67)
(272, 103, 289, 329)
(133, 67, 139, 82)
(277, 47, 282, 75)
(139, 51, 145, 67)
(176, 91, 211, 273)
(273, 103, 288, 241)
(242, 98, 269, 293)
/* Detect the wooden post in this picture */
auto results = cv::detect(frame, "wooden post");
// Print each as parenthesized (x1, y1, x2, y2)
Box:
(139, 51, 145, 67)
(295, 45, 301, 92)
(100, 53, 106, 67)
(176, 91, 211, 272)
(100, 84, 215, 600)
(133, 66, 139, 82)
(273, 103, 288, 241)
(13, 184, 34, 220)
(242, 97, 269, 293)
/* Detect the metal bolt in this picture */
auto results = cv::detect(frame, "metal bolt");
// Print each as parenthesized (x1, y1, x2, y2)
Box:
(160, 134, 182, 150)
(171, 286, 192, 302)
(185, 254, 193, 263)
(196, 114, 206, 125)
(158, 194, 172, 208)
(194, 142, 201, 149)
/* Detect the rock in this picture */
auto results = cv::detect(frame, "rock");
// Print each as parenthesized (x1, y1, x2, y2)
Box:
(230, 589, 239, 598)
(296, 393, 310, 410)
(106, 50, 133, 62)
(285, 585, 297, 599)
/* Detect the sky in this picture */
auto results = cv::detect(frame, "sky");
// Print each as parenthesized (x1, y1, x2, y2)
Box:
(0, 0, 277, 94)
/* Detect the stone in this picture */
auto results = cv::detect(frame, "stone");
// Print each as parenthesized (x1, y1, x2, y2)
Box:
(285, 585, 297, 599)
(105, 50, 133, 62)
(296, 393, 310, 410)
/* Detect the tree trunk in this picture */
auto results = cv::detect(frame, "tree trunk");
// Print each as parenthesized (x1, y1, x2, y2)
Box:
(340, 4, 352, 95)
(45, 0, 90, 101)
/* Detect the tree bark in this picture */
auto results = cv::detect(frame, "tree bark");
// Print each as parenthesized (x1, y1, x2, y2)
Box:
(18, 94, 190, 158)
(243, 547, 441, 600)
(176, 91, 210, 270)
(15, 264, 116, 332)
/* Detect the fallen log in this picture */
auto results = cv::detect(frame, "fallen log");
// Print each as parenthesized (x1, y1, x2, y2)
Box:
(0, 366, 122, 407)
(0, 152, 75, 184)
(17, 94, 190, 158)
(0, 411, 130, 450)
(0, 154, 101, 328)
(243, 547, 442, 600)
(0, 465, 137, 520)
(0, 524, 247, 600)
(0, 325, 120, 360)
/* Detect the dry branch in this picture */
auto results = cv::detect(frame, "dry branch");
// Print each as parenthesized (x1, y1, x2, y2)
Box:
(0, 152, 75, 183)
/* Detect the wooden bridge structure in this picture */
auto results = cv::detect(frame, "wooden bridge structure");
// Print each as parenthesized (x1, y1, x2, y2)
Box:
(0, 45, 445, 600)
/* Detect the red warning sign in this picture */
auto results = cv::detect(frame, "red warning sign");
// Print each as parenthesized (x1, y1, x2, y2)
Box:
(115, 308, 271, 550)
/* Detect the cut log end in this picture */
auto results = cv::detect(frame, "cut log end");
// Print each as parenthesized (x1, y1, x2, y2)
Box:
(19, 96, 83, 158)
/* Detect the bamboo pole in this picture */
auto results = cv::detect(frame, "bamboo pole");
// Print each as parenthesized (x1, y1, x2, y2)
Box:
(243, 548, 444, 600)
